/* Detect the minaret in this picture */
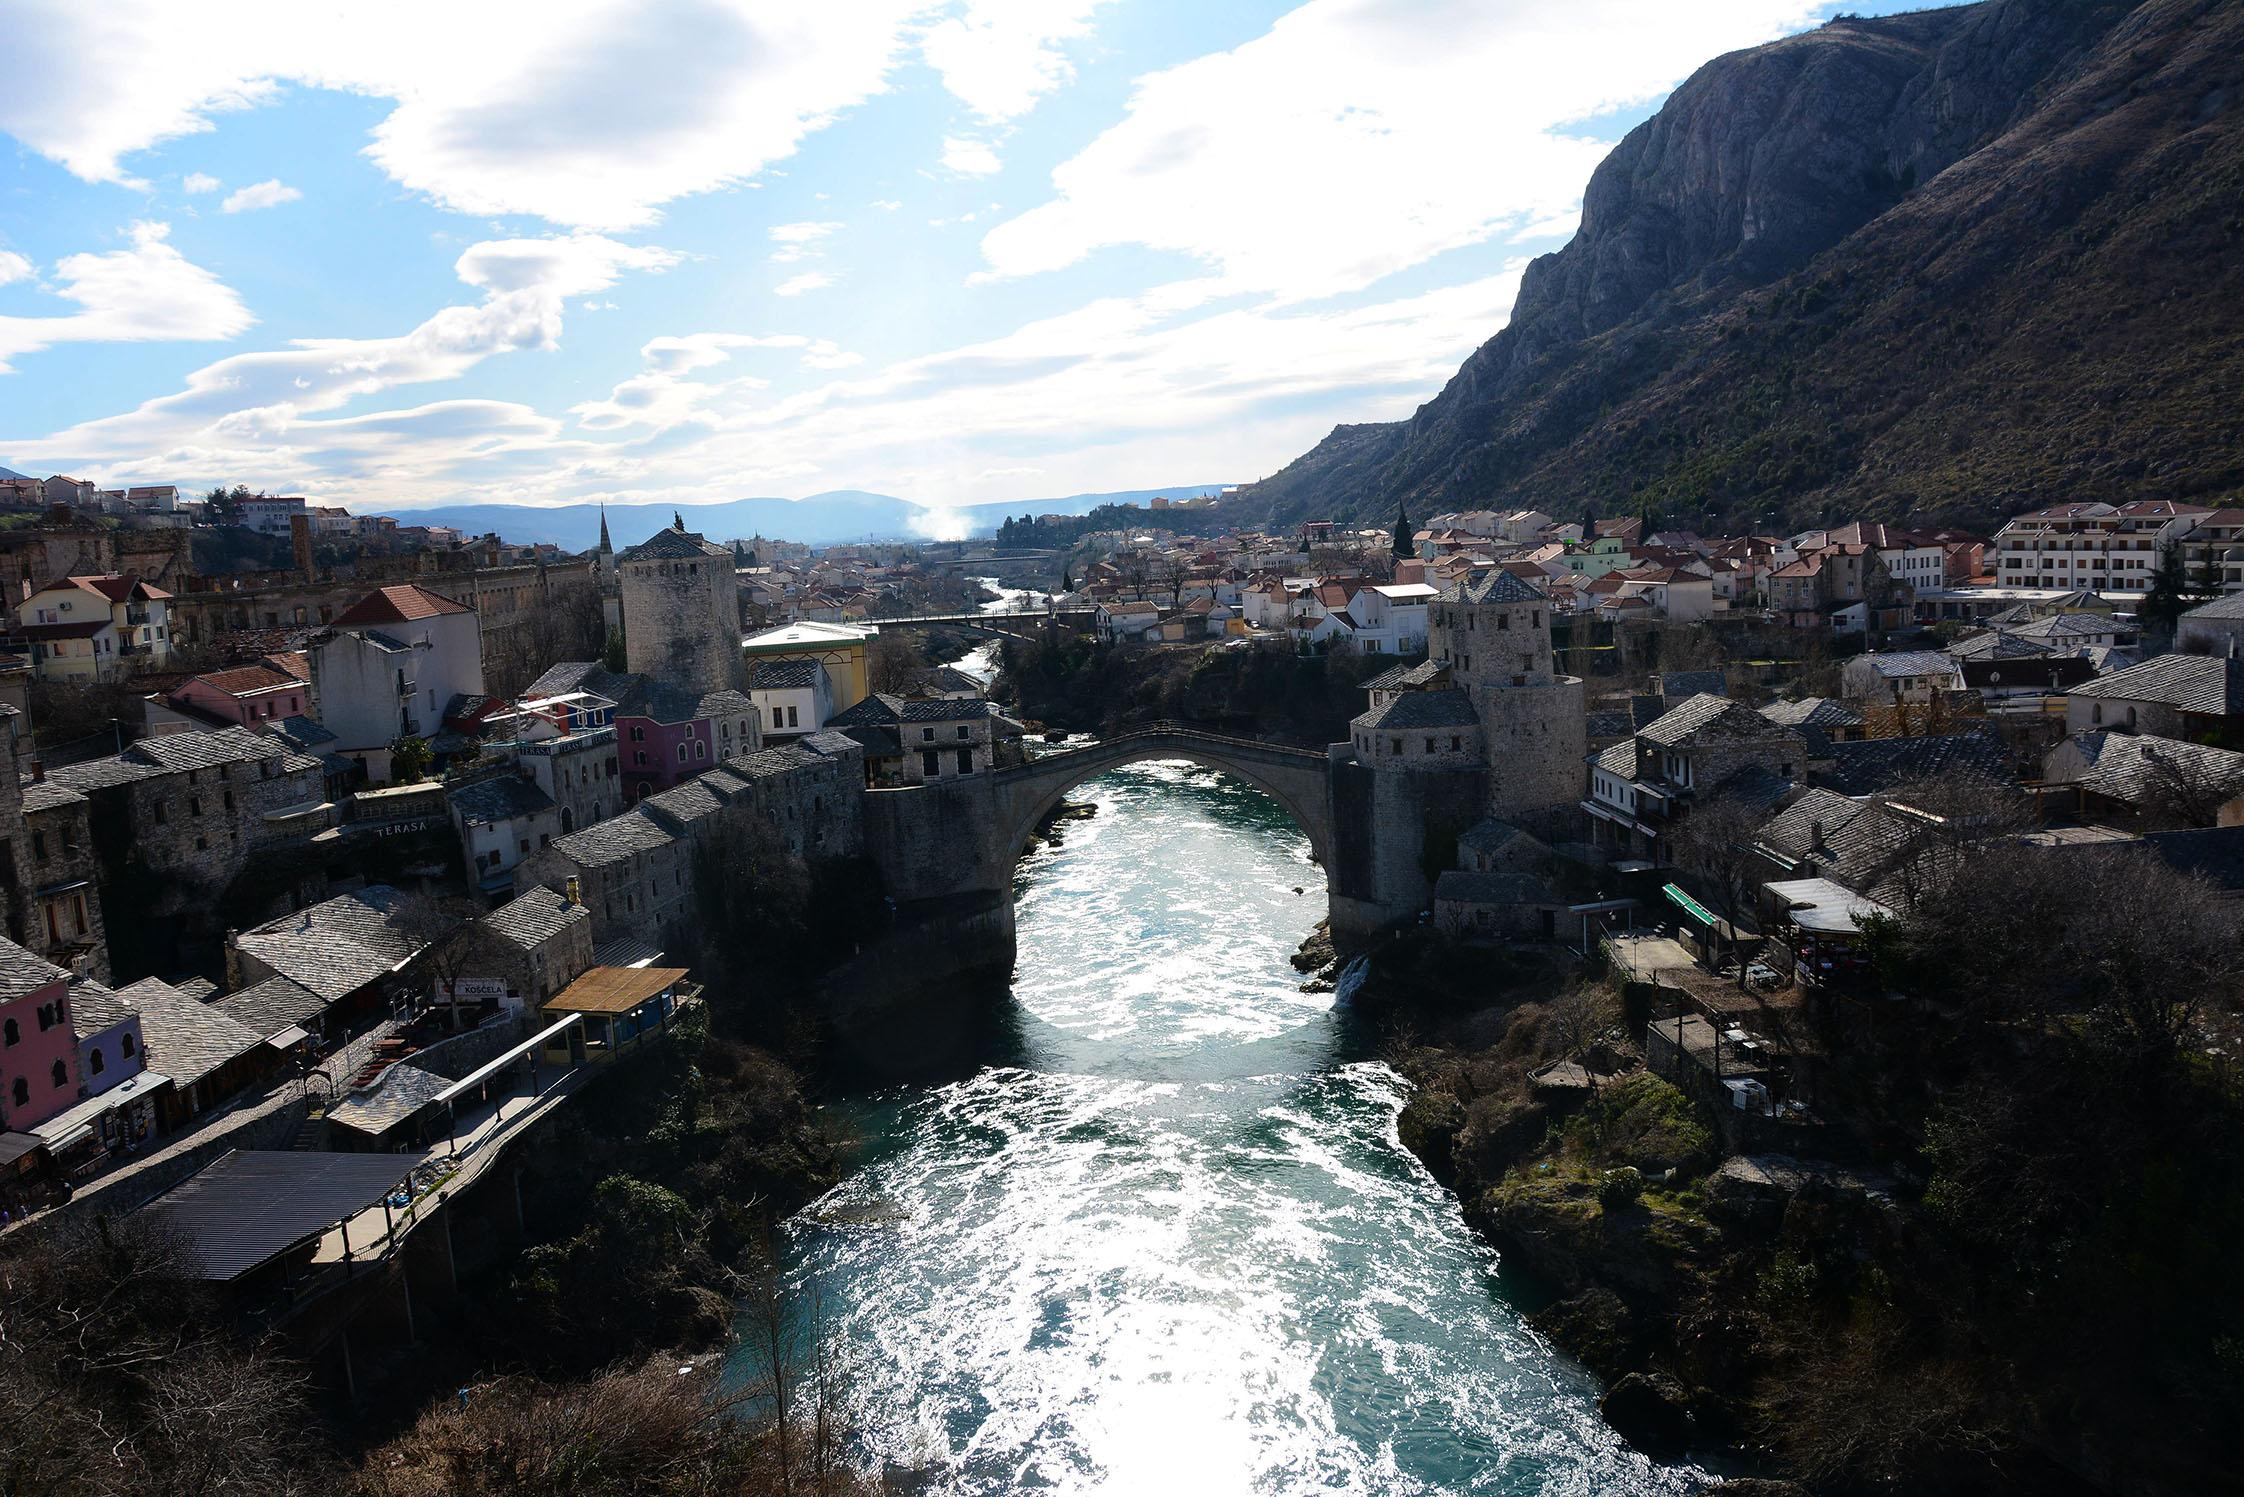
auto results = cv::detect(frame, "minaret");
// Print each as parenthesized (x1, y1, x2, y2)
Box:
(596, 503, 621, 635)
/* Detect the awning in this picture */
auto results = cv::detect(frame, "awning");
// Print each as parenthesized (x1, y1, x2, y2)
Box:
(265, 1025, 310, 1051)
(31, 1072, 172, 1143)
(1662, 883, 1717, 927)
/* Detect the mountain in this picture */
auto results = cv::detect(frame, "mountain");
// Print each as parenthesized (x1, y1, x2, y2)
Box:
(404, 485, 1227, 552)
(0, 466, 34, 483)
(1235, 0, 2244, 538)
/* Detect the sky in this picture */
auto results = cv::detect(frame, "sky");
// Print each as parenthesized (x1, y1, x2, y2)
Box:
(0, 0, 1943, 531)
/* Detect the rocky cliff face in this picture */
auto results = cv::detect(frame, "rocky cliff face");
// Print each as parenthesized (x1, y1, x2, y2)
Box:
(1240, 0, 2244, 535)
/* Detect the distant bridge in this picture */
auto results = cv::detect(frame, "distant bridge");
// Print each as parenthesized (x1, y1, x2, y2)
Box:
(992, 720, 1334, 866)
(866, 608, 1100, 640)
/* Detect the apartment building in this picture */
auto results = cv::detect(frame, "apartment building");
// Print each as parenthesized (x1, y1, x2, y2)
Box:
(1990, 501, 2209, 592)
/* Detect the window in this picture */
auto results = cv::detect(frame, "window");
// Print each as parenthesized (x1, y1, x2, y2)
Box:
(921, 750, 940, 777)
(956, 725, 970, 740)
(188, 796, 201, 817)
(89, 1048, 104, 1076)
(2, 1018, 15, 1046)
(51, 1059, 67, 1089)
(1497, 613, 1509, 631)
(635, 751, 648, 766)
(31, 831, 46, 860)
(771, 706, 783, 728)
(922, 727, 935, 742)
(786, 705, 799, 728)
(121, 1032, 134, 1058)
(676, 743, 688, 762)
(957, 748, 973, 774)
(1425, 738, 1435, 753)
(10, 1077, 25, 1108)
(694, 741, 707, 760)
(631, 725, 645, 742)
(224, 790, 235, 811)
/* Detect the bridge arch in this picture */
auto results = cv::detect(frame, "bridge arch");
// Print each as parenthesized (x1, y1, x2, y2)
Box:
(991, 725, 1335, 872)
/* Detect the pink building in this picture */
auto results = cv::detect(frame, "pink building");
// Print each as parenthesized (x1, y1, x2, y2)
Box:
(0, 943, 82, 1131)
(163, 653, 312, 730)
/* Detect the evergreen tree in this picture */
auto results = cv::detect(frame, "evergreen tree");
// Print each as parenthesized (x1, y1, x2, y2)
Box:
(602, 626, 627, 672)
(2143, 542, 2192, 630)
(1391, 505, 1414, 562)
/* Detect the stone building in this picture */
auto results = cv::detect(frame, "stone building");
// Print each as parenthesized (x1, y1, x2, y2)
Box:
(517, 736, 864, 948)
(0, 705, 109, 979)
(1430, 570, 1588, 826)
(468, 885, 596, 1007)
(619, 520, 742, 694)
(47, 726, 329, 977)
(826, 695, 1023, 785)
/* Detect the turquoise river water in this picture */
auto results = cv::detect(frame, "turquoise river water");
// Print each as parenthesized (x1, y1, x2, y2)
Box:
(785, 760, 1707, 1495)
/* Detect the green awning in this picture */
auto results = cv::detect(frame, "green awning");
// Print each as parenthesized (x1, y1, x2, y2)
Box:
(1662, 883, 1717, 927)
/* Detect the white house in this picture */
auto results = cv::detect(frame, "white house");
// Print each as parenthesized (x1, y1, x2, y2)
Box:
(19, 575, 173, 682)
(1097, 600, 1163, 642)
(745, 658, 832, 740)
(1345, 583, 1438, 653)
(309, 583, 485, 780)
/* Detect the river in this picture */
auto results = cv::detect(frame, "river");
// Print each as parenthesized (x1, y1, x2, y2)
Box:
(784, 756, 1707, 1495)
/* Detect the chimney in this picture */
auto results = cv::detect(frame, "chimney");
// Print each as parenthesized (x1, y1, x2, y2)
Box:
(290, 513, 315, 584)
(28, 758, 43, 783)
(564, 875, 582, 908)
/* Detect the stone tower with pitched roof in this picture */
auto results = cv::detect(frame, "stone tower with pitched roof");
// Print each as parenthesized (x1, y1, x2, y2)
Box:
(1431, 570, 1587, 826)
(617, 519, 742, 693)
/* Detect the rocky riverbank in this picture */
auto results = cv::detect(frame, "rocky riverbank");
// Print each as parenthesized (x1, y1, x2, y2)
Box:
(1345, 926, 2234, 1497)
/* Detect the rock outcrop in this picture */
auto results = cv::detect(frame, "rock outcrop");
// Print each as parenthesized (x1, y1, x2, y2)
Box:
(1239, 0, 2244, 536)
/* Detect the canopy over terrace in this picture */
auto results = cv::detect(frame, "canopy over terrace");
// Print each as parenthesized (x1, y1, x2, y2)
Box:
(137, 1149, 424, 1281)
(541, 965, 691, 1064)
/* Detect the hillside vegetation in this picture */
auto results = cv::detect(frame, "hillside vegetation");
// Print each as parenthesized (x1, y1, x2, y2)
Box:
(1237, 0, 2244, 537)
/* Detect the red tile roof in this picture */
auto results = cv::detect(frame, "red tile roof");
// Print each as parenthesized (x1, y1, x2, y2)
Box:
(331, 584, 474, 626)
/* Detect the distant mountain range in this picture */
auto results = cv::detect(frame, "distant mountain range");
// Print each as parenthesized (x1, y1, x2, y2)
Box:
(1235, 0, 2244, 539)
(382, 486, 1229, 552)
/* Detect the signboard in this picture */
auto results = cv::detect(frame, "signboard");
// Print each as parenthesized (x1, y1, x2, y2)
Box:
(434, 977, 510, 1010)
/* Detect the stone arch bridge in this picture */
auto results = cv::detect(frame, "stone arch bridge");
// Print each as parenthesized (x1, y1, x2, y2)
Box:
(992, 721, 1334, 866)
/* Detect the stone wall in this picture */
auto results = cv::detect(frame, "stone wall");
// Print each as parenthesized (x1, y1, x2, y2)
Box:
(863, 777, 1010, 906)
(1327, 757, 1487, 944)
(1470, 677, 1589, 829)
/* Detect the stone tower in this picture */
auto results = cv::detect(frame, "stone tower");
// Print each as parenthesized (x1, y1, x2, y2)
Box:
(617, 519, 742, 693)
(1430, 571, 1587, 826)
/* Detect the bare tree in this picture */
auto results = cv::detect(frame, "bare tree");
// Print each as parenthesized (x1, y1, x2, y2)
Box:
(867, 631, 926, 696)
(2127, 739, 2244, 829)
(1542, 983, 1620, 1090)
(1670, 789, 1771, 985)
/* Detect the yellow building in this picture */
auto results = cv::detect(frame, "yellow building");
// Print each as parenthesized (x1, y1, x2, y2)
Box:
(741, 621, 872, 714)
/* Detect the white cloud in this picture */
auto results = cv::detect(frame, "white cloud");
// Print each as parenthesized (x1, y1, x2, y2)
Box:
(979, 0, 1822, 301)
(221, 178, 301, 213)
(774, 271, 836, 297)
(940, 135, 1003, 177)
(767, 219, 843, 263)
(181, 172, 222, 194)
(2, 231, 674, 485)
(0, 0, 930, 229)
(870, 198, 902, 211)
(921, 0, 1107, 121)
(0, 222, 253, 373)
